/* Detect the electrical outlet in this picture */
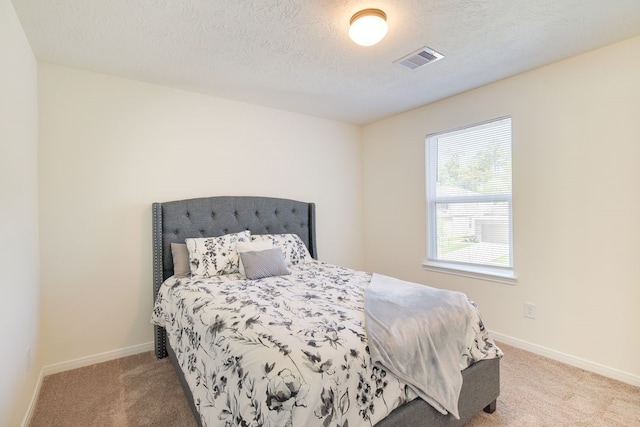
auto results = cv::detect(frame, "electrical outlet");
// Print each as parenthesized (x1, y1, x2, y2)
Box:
(26, 346, 32, 371)
(524, 302, 536, 319)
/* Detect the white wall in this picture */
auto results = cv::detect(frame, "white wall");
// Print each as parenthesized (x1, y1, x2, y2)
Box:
(38, 63, 363, 366)
(0, 0, 41, 425)
(362, 36, 640, 381)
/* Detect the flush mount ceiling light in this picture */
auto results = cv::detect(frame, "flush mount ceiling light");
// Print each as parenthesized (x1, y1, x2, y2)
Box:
(349, 9, 388, 46)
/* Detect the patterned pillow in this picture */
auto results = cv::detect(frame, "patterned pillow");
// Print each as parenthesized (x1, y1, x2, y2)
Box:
(250, 233, 312, 266)
(186, 231, 251, 277)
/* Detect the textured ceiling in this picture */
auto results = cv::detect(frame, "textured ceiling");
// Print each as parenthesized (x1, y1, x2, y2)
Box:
(12, 0, 640, 125)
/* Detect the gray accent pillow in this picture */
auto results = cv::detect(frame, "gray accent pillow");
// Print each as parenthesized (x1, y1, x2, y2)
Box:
(171, 243, 190, 277)
(236, 240, 274, 277)
(239, 248, 290, 280)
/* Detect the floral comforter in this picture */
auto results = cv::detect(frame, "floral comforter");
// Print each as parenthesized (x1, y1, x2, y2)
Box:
(151, 261, 500, 427)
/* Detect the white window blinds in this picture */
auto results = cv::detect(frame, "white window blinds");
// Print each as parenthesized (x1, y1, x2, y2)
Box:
(426, 117, 513, 278)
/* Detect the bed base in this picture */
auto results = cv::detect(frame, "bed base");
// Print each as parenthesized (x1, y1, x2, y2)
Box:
(375, 356, 499, 426)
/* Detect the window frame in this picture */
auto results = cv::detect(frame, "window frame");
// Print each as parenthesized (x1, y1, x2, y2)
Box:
(423, 116, 516, 284)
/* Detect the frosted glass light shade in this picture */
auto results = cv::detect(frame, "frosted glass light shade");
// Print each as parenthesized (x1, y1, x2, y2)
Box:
(349, 9, 388, 47)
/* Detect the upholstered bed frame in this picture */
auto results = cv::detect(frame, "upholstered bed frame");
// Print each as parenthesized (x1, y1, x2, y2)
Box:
(152, 195, 499, 427)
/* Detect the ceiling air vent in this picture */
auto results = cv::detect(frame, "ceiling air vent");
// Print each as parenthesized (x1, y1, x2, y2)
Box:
(394, 46, 444, 70)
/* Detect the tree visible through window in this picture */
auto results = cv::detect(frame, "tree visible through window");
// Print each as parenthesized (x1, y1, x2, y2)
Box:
(425, 117, 513, 278)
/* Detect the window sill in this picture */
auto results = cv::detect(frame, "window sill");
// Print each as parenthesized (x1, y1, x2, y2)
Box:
(421, 261, 517, 285)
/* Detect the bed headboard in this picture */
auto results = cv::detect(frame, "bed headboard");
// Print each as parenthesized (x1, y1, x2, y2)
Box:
(152, 195, 317, 358)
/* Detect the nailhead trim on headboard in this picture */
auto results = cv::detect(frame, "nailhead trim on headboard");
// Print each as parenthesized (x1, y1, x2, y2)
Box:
(152, 203, 167, 358)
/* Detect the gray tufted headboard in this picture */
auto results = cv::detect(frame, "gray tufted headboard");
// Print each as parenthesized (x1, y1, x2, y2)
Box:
(152, 195, 317, 358)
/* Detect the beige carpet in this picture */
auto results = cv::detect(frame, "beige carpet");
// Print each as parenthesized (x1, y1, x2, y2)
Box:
(29, 352, 197, 427)
(29, 343, 640, 427)
(466, 344, 639, 427)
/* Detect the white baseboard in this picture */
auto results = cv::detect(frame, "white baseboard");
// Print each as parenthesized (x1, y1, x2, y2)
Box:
(491, 331, 640, 387)
(20, 369, 44, 427)
(21, 341, 154, 427)
(42, 341, 154, 376)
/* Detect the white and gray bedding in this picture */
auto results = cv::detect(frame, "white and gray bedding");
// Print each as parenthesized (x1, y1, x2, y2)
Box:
(151, 261, 501, 427)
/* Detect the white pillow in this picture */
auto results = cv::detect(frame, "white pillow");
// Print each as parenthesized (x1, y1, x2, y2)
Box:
(185, 231, 251, 277)
(250, 234, 312, 266)
(236, 240, 274, 277)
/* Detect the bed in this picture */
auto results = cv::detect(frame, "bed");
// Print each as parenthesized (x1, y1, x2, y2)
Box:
(151, 195, 501, 427)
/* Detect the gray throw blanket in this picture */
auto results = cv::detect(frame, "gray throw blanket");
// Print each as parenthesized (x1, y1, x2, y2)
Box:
(365, 274, 476, 419)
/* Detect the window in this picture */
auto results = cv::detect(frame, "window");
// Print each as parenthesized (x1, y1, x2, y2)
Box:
(425, 117, 514, 282)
